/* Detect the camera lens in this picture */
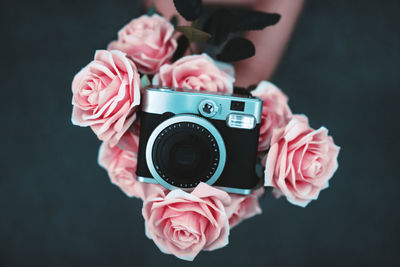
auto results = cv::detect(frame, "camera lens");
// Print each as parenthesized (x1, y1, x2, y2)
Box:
(153, 123, 219, 188)
(146, 115, 226, 189)
(174, 144, 198, 166)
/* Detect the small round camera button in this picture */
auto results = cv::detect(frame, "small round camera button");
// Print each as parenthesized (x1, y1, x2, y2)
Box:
(199, 99, 218, 118)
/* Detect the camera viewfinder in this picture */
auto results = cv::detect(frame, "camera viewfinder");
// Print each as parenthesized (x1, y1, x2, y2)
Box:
(230, 101, 245, 111)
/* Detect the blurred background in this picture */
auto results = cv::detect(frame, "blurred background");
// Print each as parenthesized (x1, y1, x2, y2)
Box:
(1, 0, 399, 266)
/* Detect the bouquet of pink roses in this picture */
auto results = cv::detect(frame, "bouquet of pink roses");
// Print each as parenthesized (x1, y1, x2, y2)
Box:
(71, 0, 339, 261)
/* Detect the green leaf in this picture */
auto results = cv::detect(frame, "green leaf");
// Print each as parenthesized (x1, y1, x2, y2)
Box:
(141, 75, 151, 88)
(173, 0, 202, 21)
(175, 26, 211, 43)
(191, 18, 199, 28)
(147, 5, 159, 16)
(231, 11, 280, 32)
(202, 8, 233, 45)
(172, 35, 190, 62)
(216, 37, 255, 62)
(170, 16, 178, 27)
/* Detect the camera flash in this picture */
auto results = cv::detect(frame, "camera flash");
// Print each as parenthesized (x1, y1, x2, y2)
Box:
(227, 114, 256, 129)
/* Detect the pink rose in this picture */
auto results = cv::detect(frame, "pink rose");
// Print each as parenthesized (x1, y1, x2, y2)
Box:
(142, 183, 231, 261)
(225, 188, 264, 228)
(264, 115, 340, 207)
(153, 54, 234, 93)
(72, 50, 141, 147)
(108, 14, 177, 74)
(98, 131, 165, 200)
(251, 81, 292, 152)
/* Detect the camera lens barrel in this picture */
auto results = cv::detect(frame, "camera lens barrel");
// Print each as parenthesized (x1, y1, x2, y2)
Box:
(146, 115, 226, 190)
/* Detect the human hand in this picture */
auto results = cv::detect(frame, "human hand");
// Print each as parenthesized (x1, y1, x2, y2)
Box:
(144, 0, 304, 86)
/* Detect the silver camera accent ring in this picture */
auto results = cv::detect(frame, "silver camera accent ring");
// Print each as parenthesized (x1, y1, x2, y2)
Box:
(198, 99, 219, 118)
(145, 114, 226, 191)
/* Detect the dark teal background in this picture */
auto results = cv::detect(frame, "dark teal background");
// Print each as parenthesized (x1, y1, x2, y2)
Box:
(1, 0, 399, 266)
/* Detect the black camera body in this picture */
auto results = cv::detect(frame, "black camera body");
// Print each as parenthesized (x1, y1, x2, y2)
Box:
(136, 87, 263, 195)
